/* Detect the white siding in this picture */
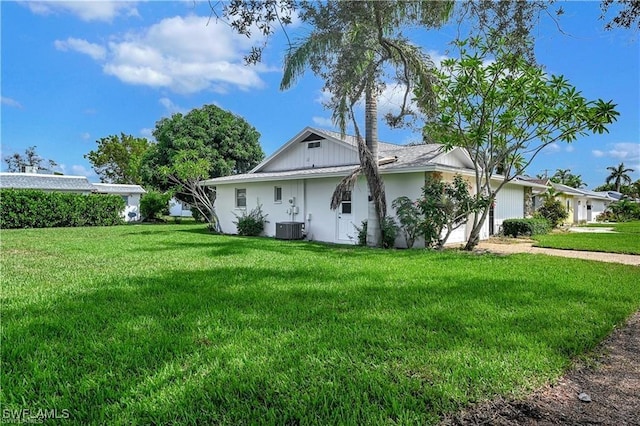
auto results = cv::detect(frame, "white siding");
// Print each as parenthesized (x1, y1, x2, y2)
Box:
(493, 183, 525, 233)
(383, 172, 426, 248)
(262, 139, 358, 172)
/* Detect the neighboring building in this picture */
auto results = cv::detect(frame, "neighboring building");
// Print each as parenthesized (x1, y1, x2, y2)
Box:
(203, 127, 544, 247)
(527, 178, 614, 224)
(0, 172, 146, 222)
(0, 172, 95, 193)
(169, 198, 193, 218)
(92, 183, 146, 222)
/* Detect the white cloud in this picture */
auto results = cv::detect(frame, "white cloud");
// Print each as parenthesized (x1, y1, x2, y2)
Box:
(1, 97, 23, 108)
(565, 145, 575, 153)
(24, 1, 139, 22)
(312, 116, 334, 128)
(80, 132, 91, 141)
(70, 164, 94, 177)
(592, 143, 639, 162)
(140, 128, 154, 138)
(159, 97, 187, 115)
(57, 15, 268, 94)
(545, 143, 562, 154)
(55, 38, 106, 60)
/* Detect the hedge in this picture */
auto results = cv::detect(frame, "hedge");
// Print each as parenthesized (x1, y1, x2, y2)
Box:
(0, 189, 125, 229)
(502, 218, 550, 237)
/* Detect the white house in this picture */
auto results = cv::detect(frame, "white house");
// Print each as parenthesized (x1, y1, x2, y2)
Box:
(527, 179, 614, 224)
(169, 198, 193, 218)
(0, 172, 146, 222)
(203, 127, 546, 247)
(92, 183, 146, 222)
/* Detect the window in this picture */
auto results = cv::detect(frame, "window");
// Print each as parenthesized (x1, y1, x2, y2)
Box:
(307, 141, 321, 149)
(274, 186, 282, 203)
(341, 191, 352, 214)
(235, 188, 246, 208)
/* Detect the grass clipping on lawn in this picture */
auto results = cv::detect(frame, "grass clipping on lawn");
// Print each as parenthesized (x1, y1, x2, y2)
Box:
(2, 224, 639, 424)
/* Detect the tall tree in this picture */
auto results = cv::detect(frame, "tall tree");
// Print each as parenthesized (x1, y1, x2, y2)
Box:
(141, 104, 263, 231)
(85, 133, 151, 185)
(280, 1, 453, 246)
(550, 169, 586, 188)
(3, 146, 58, 173)
(605, 162, 635, 192)
(424, 36, 618, 250)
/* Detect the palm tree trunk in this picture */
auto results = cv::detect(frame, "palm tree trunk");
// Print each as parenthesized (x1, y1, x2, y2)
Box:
(365, 84, 382, 247)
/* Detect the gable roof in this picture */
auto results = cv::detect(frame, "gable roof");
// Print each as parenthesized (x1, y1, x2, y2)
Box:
(92, 183, 146, 194)
(0, 173, 95, 192)
(551, 183, 612, 201)
(204, 127, 478, 185)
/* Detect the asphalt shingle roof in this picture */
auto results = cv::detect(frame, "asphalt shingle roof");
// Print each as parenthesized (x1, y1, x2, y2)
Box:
(92, 183, 146, 194)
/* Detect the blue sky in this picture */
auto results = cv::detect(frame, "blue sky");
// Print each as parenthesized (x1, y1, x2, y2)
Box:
(2, 1, 638, 188)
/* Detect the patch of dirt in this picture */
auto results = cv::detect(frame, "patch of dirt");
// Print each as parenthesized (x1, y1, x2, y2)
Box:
(440, 311, 640, 425)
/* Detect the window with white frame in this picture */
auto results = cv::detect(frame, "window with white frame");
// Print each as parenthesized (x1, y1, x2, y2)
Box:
(235, 188, 246, 208)
(307, 141, 321, 149)
(274, 186, 282, 203)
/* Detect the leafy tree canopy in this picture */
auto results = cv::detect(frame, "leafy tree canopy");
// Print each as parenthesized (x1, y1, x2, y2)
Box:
(141, 104, 264, 192)
(85, 133, 151, 185)
(424, 36, 619, 249)
(550, 169, 586, 188)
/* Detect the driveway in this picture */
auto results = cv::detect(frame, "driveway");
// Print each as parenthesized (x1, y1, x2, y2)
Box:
(476, 240, 640, 266)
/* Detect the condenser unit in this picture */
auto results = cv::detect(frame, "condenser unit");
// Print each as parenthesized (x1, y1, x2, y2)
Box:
(275, 222, 305, 240)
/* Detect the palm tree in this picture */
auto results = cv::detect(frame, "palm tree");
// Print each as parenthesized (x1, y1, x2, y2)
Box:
(605, 162, 635, 192)
(280, 1, 453, 246)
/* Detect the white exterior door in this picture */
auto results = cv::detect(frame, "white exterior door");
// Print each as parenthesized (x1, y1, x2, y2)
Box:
(337, 191, 354, 241)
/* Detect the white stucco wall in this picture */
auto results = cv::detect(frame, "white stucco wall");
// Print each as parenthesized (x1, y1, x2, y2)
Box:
(123, 193, 142, 222)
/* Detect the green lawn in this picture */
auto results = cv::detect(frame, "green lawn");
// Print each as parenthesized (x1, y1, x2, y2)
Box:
(533, 221, 640, 255)
(2, 225, 639, 425)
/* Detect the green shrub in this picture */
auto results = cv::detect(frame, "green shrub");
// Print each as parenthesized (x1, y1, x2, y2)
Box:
(233, 204, 268, 236)
(537, 198, 568, 228)
(354, 218, 398, 248)
(502, 218, 550, 237)
(140, 191, 170, 221)
(381, 216, 399, 249)
(0, 189, 124, 229)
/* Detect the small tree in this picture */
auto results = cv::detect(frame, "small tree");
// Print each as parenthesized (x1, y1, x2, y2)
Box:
(536, 198, 568, 228)
(418, 174, 488, 249)
(85, 133, 151, 184)
(4, 146, 58, 173)
(424, 36, 619, 250)
(140, 191, 171, 222)
(391, 197, 422, 248)
(158, 150, 221, 232)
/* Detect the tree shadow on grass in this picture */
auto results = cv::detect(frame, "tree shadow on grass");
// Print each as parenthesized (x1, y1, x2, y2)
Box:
(3, 257, 638, 424)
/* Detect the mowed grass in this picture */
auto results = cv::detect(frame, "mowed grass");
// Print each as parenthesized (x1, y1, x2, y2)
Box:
(2, 225, 639, 425)
(533, 221, 640, 255)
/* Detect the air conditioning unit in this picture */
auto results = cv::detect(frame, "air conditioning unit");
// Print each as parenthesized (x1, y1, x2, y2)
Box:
(275, 222, 305, 240)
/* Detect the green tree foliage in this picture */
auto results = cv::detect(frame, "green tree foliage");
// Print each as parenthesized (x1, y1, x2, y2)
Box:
(605, 162, 634, 192)
(84, 133, 151, 185)
(536, 198, 569, 228)
(599, 200, 640, 222)
(0, 189, 124, 229)
(281, 1, 453, 247)
(3, 146, 58, 173)
(140, 191, 171, 222)
(142, 104, 262, 232)
(142, 104, 263, 191)
(393, 174, 487, 249)
(601, 0, 640, 30)
(424, 36, 619, 250)
(550, 169, 586, 188)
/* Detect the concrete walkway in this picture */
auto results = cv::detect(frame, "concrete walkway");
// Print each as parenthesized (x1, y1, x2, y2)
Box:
(476, 241, 640, 266)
